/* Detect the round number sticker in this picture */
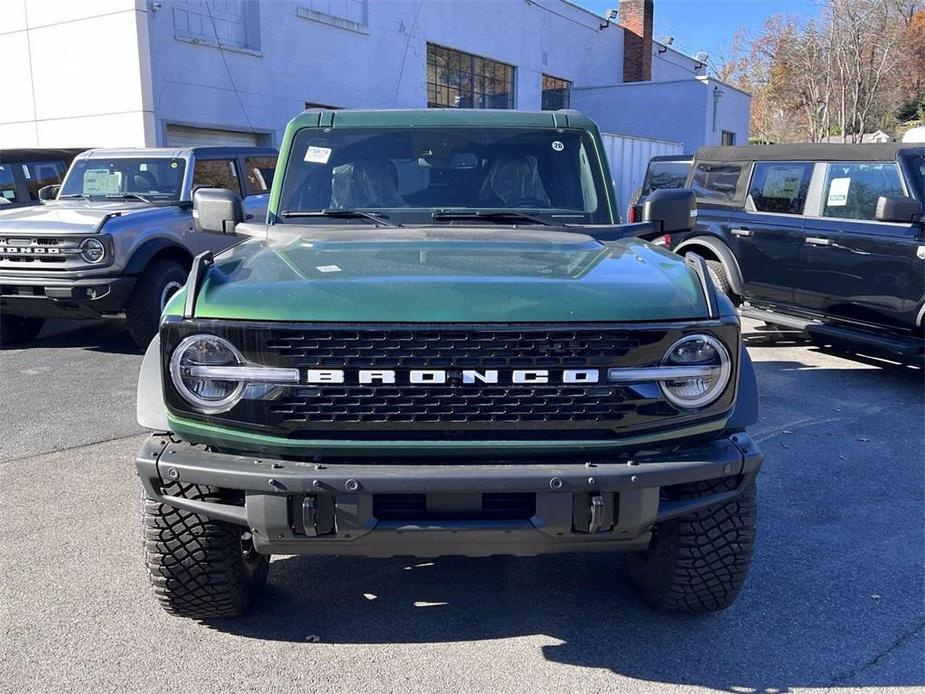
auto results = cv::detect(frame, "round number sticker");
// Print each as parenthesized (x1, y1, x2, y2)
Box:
(551, 140, 564, 152)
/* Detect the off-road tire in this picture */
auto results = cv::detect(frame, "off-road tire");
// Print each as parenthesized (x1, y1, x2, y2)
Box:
(705, 260, 737, 304)
(626, 476, 757, 613)
(125, 259, 187, 349)
(0, 314, 45, 346)
(142, 482, 270, 619)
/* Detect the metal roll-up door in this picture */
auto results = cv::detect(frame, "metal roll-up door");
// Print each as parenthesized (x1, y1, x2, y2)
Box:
(165, 125, 262, 147)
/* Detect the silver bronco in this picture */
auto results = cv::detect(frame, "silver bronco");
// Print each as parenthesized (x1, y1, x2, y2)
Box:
(0, 146, 277, 348)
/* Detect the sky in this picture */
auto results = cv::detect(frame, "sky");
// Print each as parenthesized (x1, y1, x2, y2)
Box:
(576, 0, 822, 57)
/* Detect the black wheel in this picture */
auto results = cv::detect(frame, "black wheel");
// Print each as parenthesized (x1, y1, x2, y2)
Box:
(142, 482, 269, 619)
(125, 259, 187, 349)
(0, 314, 45, 346)
(626, 476, 757, 613)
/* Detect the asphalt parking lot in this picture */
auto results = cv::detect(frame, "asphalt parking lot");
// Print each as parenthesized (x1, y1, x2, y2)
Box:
(1, 318, 922, 694)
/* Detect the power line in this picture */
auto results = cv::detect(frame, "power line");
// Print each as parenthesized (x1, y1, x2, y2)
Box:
(204, 0, 257, 134)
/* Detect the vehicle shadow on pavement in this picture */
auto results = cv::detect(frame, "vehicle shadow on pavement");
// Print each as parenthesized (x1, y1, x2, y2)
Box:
(743, 324, 922, 372)
(1, 318, 141, 355)
(200, 358, 924, 692)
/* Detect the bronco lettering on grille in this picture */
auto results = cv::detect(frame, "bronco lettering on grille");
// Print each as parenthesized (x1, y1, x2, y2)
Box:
(305, 369, 601, 385)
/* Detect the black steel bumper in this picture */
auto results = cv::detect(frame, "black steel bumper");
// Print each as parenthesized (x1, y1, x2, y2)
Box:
(136, 433, 763, 557)
(0, 275, 135, 319)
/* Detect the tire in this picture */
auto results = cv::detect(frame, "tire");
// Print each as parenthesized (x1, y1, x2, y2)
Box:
(626, 476, 757, 613)
(0, 314, 45, 346)
(705, 259, 737, 304)
(142, 482, 270, 619)
(125, 259, 187, 349)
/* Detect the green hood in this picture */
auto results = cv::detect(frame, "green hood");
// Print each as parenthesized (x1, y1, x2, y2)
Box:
(168, 227, 708, 322)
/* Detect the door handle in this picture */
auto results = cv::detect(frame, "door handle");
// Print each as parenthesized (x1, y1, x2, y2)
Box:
(731, 228, 754, 237)
(805, 237, 833, 246)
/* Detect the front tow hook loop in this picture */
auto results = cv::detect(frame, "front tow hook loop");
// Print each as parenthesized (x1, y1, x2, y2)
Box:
(588, 495, 606, 534)
(302, 497, 318, 537)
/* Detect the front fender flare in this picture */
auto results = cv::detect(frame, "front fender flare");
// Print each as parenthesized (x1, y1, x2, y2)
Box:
(137, 334, 169, 431)
(124, 238, 192, 276)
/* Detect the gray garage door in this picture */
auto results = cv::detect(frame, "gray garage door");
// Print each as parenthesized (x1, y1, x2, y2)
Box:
(165, 125, 263, 147)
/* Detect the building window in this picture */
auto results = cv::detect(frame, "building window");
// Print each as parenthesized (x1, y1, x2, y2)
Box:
(297, 0, 368, 33)
(721, 130, 736, 146)
(541, 75, 571, 110)
(173, 0, 261, 51)
(427, 44, 514, 110)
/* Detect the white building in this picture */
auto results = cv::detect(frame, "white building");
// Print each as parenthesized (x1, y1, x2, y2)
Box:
(1, 0, 750, 153)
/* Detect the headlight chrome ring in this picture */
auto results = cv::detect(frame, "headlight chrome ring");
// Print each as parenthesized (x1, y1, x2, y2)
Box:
(658, 334, 732, 410)
(169, 334, 247, 414)
(79, 237, 106, 264)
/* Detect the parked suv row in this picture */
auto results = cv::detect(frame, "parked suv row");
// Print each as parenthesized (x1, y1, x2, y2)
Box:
(0, 146, 277, 348)
(650, 143, 924, 355)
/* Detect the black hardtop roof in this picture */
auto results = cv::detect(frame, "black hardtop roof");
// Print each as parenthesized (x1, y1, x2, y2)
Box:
(0, 148, 86, 163)
(695, 143, 924, 163)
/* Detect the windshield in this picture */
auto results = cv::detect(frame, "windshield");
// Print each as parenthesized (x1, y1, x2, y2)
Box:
(642, 160, 691, 195)
(60, 158, 186, 200)
(277, 127, 611, 224)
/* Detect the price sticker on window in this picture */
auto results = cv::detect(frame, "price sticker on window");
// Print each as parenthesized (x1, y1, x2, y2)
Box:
(827, 177, 851, 207)
(305, 146, 332, 164)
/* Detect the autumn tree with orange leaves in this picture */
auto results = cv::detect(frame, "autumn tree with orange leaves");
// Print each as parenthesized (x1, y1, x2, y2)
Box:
(715, 0, 924, 143)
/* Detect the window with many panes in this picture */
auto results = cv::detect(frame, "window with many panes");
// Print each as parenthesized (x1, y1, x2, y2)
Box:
(541, 75, 571, 110)
(427, 44, 514, 109)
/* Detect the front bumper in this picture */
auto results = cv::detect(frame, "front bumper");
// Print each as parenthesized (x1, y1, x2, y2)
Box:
(136, 433, 763, 557)
(0, 275, 135, 318)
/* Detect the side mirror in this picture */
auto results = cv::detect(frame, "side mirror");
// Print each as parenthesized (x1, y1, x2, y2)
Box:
(643, 188, 698, 233)
(192, 187, 244, 234)
(38, 184, 60, 202)
(875, 195, 923, 224)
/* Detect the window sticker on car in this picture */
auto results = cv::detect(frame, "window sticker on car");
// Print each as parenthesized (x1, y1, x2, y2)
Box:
(83, 169, 122, 194)
(21, 164, 31, 179)
(305, 146, 332, 164)
(827, 177, 850, 207)
(551, 140, 564, 152)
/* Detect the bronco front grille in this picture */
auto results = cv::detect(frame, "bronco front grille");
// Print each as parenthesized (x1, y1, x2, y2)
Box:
(162, 321, 739, 439)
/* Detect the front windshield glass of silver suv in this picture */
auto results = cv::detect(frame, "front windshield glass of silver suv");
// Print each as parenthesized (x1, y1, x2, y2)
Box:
(60, 158, 186, 200)
(277, 127, 611, 225)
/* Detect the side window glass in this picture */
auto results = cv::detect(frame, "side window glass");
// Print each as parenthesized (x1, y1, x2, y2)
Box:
(243, 156, 277, 195)
(822, 162, 904, 220)
(747, 162, 813, 214)
(691, 162, 743, 203)
(23, 160, 66, 201)
(193, 159, 241, 194)
(0, 164, 19, 204)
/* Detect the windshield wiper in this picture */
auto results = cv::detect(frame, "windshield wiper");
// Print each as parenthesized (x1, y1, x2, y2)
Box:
(58, 193, 92, 201)
(280, 209, 399, 228)
(431, 210, 551, 226)
(105, 193, 151, 204)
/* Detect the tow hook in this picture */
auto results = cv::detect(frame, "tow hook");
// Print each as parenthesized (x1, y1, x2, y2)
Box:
(588, 495, 607, 534)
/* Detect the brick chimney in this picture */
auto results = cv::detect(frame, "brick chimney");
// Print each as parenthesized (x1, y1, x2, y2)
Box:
(620, 0, 654, 83)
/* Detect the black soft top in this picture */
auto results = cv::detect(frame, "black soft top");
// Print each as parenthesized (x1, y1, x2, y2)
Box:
(695, 143, 924, 163)
(0, 148, 85, 163)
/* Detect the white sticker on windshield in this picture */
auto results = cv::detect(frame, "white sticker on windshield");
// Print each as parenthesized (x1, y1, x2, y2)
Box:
(305, 146, 332, 164)
(827, 177, 851, 207)
(551, 140, 564, 152)
(316, 265, 341, 273)
(21, 164, 31, 179)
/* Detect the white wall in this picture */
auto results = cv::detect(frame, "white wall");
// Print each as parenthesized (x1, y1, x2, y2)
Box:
(650, 43, 703, 83)
(573, 76, 750, 152)
(147, 0, 625, 146)
(600, 132, 683, 218)
(0, 0, 155, 148)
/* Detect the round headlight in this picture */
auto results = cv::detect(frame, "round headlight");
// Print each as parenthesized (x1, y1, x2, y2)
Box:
(169, 335, 246, 414)
(80, 237, 106, 263)
(659, 334, 732, 410)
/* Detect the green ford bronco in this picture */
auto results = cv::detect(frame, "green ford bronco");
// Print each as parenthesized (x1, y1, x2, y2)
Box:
(135, 109, 763, 619)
